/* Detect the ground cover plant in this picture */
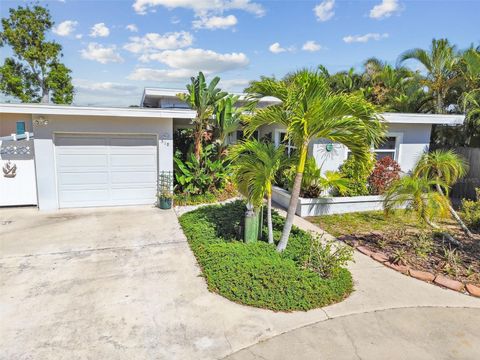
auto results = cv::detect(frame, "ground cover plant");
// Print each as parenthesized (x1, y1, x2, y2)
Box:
(179, 201, 354, 311)
(308, 210, 480, 286)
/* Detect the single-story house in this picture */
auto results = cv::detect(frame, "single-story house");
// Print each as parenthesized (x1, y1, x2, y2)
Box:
(0, 88, 464, 210)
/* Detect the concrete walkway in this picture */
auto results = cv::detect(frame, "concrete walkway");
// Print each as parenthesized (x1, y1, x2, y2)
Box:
(1, 205, 479, 360)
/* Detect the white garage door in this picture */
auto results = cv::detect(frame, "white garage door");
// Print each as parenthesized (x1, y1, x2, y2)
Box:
(55, 133, 158, 208)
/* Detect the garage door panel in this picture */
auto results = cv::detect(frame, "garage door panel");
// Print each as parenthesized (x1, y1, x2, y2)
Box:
(58, 172, 109, 186)
(55, 133, 158, 208)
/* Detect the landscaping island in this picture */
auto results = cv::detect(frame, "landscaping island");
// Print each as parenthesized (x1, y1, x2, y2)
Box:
(179, 201, 354, 312)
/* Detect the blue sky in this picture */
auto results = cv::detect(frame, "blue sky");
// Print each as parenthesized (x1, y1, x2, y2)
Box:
(1, 0, 479, 106)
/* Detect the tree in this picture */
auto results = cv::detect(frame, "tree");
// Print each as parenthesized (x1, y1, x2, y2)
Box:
(229, 139, 288, 244)
(398, 39, 459, 114)
(0, 4, 74, 104)
(413, 150, 473, 237)
(178, 72, 227, 161)
(214, 95, 243, 158)
(246, 69, 385, 252)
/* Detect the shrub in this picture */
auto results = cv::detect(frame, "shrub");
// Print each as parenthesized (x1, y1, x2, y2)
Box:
(461, 188, 480, 231)
(304, 234, 354, 278)
(368, 156, 401, 195)
(179, 201, 353, 311)
(338, 153, 375, 196)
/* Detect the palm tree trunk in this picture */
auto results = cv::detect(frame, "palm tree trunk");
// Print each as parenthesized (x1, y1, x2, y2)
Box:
(276, 144, 307, 252)
(267, 194, 273, 244)
(435, 184, 474, 237)
(193, 121, 203, 161)
(41, 85, 49, 104)
(436, 91, 444, 114)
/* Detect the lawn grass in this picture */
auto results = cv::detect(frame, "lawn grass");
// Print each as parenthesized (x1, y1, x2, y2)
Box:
(179, 200, 353, 312)
(307, 210, 427, 237)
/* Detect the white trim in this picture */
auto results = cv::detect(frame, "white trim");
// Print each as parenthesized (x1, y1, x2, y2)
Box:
(0, 103, 196, 119)
(382, 112, 464, 125)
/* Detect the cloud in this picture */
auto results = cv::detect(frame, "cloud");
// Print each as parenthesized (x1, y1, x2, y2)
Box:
(369, 0, 402, 19)
(219, 78, 250, 91)
(268, 42, 295, 54)
(192, 15, 238, 30)
(127, 68, 194, 81)
(126, 24, 139, 32)
(140, 48, 249, 73)
(75, 34, 83, 39)
(132, 0, 265, 17)
(74, 79, 139, 95)
(90, 23, 110, 37)
(302, 40, 322, 52)
(343, 33, 389, 43)
(80, 43, 124, 64)
(53, 20, 78, 36)
(124, 31, 193, 54)
(314, 0, 335, 22)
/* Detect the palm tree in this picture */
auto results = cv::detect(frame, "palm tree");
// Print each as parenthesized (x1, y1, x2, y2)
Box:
(246, 69, 385, 252)
(398, 38, 459, 114)
(214, 95, 243, 158)
(229, 139, 288, 244)
(413, 150, 473, 237)
(384, 175, 451, 229)
(178, 72, 227, 160)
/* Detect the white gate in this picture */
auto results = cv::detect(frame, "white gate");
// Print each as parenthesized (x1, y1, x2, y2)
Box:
(0, 138, 37, 206)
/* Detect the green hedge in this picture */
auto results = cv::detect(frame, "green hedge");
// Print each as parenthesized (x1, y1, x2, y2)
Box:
(179, 201, 353, 311)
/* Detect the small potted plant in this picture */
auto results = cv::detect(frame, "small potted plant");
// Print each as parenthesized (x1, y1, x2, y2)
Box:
(158, 189, 173, 209)
(158, 171, 174, 210)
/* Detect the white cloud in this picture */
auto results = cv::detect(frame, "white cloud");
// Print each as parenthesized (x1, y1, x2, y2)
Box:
(314, 0, 335, 22)
(369, 0, 402, 19)
(343, 33, 389, 43)
(124, 31, 193, 54)
(53, 20, 78, 36)
(140, 48, 249, 73)
(269, 42, 295, 54)
(192, 15, 238, 30)
(80, 43, 124, 64)
(132, 0, 265, 16)
(302, 40, 322, 52)
(90, 23, 110, 38)
(127, 68, 194, 81)
(74, 79, 139, 95)
(220, 78, 250, 91)
(126, 24, 139, 32)
(75, 34, 83, 39)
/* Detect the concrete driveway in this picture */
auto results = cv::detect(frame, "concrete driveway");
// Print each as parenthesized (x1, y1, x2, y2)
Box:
(1, 205, 479, 360)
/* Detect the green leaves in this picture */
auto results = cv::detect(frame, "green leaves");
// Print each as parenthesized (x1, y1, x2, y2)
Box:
(0, 4, 73, 103)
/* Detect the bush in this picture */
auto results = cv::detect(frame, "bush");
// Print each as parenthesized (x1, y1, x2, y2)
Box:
(179, 201, 353, 311)
(462, 188, 480, 231)
(173, 184, 237, 206)
(338, 153, 375, 196)
(368, 156, 401, 195)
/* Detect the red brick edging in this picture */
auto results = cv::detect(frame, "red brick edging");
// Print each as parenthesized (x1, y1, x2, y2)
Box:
(350, 243, 480, 298)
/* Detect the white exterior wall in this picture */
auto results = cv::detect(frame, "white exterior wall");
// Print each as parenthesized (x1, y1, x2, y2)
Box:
(33, 115, 173, 210)
(283, 122, 433, 174)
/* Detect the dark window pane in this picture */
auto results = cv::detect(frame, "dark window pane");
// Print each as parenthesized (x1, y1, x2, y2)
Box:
(375, 152, 395, 160)
(236, 131, 244, 141)
(377, 137, 396, 150)
(280, 132, 288, 144)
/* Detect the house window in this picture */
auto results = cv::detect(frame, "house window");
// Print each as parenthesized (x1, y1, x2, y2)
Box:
(278, 131, 296, 156)
(236, 130, 259, 142)
(16, 121, 26, 135)
(374, 136, 397, 160)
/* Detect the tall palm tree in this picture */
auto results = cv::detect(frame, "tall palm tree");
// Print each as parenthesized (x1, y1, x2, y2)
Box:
(178, 72, 227, 160)
(413, 150, 473, 237)
(229, 139, 288, 244)
(398, 38, 459, 114)
(246, 69, 385, 252)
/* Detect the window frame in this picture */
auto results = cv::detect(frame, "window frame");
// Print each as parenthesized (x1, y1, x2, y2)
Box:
(344, 132, 403, 163)
(274, 129, 296, 156)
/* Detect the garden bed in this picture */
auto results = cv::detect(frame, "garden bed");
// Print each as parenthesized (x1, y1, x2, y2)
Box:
(272, 186, 388, 217)
(178, 201, 354, 312)
(308, 211, 480, 295)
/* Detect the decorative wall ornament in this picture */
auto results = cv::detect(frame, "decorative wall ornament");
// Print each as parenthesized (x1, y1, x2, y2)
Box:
(3, 161, 17, 178)
(33, 117, 49, 127)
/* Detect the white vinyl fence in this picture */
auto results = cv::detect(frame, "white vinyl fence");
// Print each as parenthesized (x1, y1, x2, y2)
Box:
(0, 139, 37, 206)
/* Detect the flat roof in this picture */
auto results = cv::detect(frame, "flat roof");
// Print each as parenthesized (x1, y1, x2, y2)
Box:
(0, 103, 196, 119)
(0, 103, 465, 125)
